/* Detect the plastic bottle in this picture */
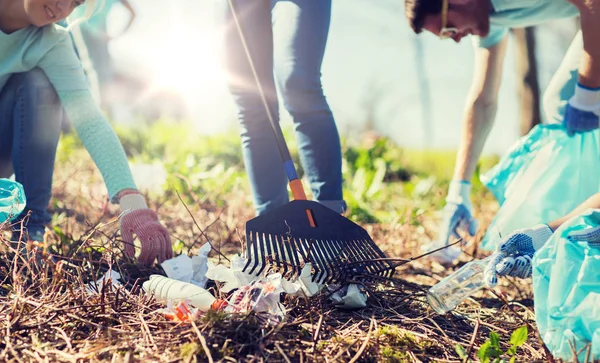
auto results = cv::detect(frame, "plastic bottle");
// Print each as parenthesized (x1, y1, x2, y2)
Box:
(0, 179, 26, 223)
(426, 256, 493, 314)
(142, 275, 227, 312)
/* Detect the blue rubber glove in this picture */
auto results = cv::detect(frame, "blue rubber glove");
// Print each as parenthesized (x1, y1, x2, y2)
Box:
(426, 180, 478, 265)
(484, 224, 554, 287)
(563, 83, 600, 137)
(568, 226, 600, 249)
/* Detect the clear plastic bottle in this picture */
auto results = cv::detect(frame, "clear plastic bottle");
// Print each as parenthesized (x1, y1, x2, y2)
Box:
(426, 256, 493, 314)
(143, 275, 227, 312)
(0, 179, 25, 223)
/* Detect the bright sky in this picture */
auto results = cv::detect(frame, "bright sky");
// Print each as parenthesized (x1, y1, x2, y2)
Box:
(105, 0, 578, 155)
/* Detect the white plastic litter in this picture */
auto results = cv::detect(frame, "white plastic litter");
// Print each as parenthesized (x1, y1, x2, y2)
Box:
(160, 243, 211, 288)
(226, 273, 286, 322)
(330, 284, 368, 309)
(143, 275, 218, 312)
(205, 255, 257, 292)
(86, 270, 122, 294)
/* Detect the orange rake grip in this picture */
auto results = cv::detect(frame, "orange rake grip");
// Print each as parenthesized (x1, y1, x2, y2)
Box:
(289, 179, 316, 227)
(289, 179, 307, 201)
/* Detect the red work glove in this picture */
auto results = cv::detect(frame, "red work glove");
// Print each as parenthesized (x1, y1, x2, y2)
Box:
(118, 191, 173, 265)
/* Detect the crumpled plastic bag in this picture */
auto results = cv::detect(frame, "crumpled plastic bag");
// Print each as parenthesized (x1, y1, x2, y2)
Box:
(0, 178, 25, 223)
(480, 126, 600, 250)
(532, 208, 600, 361)
(226, 273, 287, 323)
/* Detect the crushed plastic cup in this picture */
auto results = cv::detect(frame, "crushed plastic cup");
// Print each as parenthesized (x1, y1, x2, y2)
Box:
(427, 256, 493, 314)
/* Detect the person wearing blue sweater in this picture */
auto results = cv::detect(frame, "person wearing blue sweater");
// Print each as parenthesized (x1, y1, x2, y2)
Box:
(0, 0, 172, 265)
(404, 0, 600, 264)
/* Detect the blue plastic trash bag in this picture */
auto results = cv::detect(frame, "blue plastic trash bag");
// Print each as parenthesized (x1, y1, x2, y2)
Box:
(0, 178, 26, 223)
(480, 126, 600, 250)
(532, 208, 600, 361)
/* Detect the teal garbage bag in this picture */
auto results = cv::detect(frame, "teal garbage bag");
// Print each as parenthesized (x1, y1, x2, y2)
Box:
(532, 208, 600, 361)
(481, 124, 563, 205)
(480, 127, 600, 250)
(0, 179, 26, 223)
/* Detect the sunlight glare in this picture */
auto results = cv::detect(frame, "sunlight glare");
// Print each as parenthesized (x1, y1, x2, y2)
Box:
(150, 30, 224, 103)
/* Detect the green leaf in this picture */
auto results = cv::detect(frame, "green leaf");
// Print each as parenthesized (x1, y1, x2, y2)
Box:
(455, 344, 468, 359)
(510, 357, 516, 363)
(490, 331, 500, 348)
(478, 341, 492, 362)
(506, 346, 517, 355)
(510, 326, 528, 347)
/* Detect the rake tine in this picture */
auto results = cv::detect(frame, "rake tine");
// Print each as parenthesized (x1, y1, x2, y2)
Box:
(283, 237, 301, 280)
(317, 239, 339, 284)
(290, 238, 303, 278)
(269, 234, 283, 275)
(255, 233, 270, 276)
(244, 232, 260, 275)
(323, 239, 345, 283)
(309, 240, 329, 283)
(276, 235, 290, 278)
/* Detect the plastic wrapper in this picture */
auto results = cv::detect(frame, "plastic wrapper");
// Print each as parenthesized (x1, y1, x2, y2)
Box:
(532, 208, 600, 361)
(480, 126, 600, 250)
(0, 178, 25, 223)
(226, 274, 286, 323)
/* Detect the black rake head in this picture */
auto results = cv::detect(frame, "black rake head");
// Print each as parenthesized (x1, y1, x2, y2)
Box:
(243, 200, 395, 284)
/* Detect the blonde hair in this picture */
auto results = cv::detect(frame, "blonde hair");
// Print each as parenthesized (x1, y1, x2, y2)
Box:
(66, 0, 104, 30)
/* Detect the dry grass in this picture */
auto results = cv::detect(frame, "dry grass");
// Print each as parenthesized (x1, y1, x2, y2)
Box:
(0, 157, 554, 363)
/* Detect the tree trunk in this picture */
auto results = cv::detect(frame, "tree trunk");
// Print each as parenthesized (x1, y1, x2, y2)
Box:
(512, 27, 541, 136)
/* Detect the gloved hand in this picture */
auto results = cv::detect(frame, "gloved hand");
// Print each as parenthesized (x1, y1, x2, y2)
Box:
(563, 83, 600, 136)
(119, 191, 173, 265)
(484, 224, 554, 287)
(426, 180, 478, 264)
(567, 226, 600, 249)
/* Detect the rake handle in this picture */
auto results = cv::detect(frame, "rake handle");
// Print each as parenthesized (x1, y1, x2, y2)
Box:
(227, 0, 307, 201)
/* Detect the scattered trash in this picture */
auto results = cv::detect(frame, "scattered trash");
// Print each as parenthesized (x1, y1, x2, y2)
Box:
(226, 274, 286, 323)
(330, 284, 368, 309)
(161, 243, 211, 288)
(295, 263, 322, 297)
(159, 300, 202, 322)
(86, 270, 122, 294)
(0, 178, 26, 223)
(143, 275, 227, 312)
(426, 256, 492, 314)
(205, 254, 257, 292)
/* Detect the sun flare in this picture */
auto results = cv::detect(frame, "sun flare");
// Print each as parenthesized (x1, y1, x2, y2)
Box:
(150, 31, 224, 102)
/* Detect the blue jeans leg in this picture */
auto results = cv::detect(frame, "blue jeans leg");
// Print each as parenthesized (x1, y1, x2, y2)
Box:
(273, 0, 345, 213)
(0, 68, 63, 237)
(218, 0, 288, 215)
(218, 0, 344, 215)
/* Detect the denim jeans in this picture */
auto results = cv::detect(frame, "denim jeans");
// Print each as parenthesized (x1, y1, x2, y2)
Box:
(0, 68, 63, 237)
(218, 0, 345, 215)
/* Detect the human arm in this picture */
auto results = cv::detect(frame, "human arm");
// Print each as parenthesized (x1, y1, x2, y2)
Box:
(567, 0, 600, 89)
(559, 0, 600, 135)
(485, 193, 600, 286)
(38, 31, 172, 264)
(57, 90, 173, 264)
(429, 36, 509, 264)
